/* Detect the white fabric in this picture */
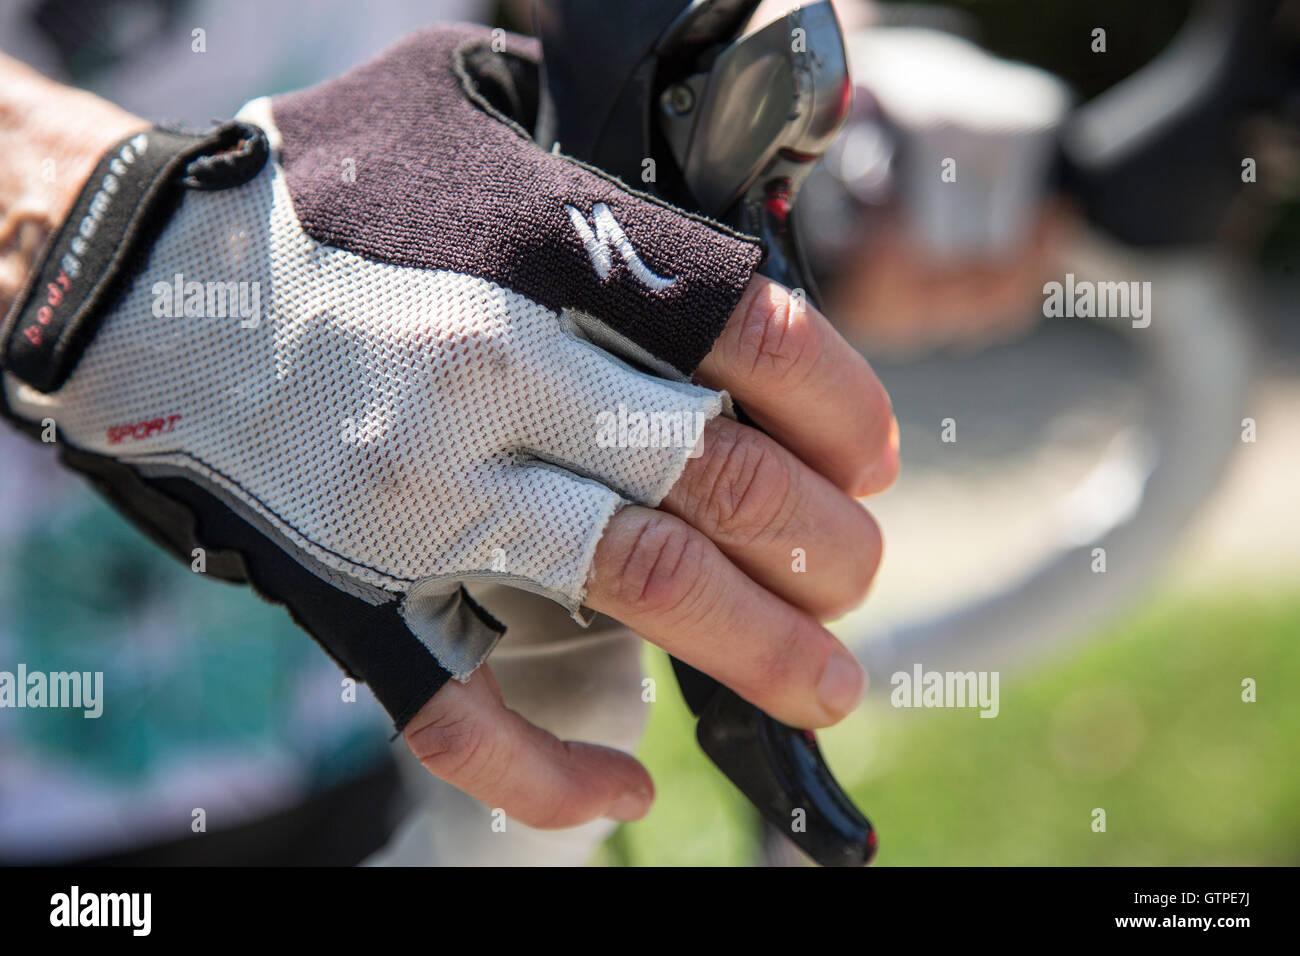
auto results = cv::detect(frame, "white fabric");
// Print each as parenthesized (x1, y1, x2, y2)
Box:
(4, 110, 724, 679)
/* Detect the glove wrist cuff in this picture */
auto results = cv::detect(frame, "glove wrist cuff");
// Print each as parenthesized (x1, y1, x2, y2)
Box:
(1, 121, 268, 394)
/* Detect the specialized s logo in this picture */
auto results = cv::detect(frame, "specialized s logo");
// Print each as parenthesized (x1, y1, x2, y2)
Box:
(565, 203, 677, 292)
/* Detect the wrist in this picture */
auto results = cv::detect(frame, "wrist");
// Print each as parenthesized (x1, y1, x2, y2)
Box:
(0, 56, 147, 317)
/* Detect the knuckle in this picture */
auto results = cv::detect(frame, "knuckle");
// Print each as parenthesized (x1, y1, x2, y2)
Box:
(685, 426, 794, 545)
(747, 630, 803, 694)
(605, 512, 705, 617)
(728, 281, 822, 387)
(407, 710, 497, 785)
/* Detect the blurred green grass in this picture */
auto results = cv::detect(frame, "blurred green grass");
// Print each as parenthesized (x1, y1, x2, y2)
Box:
(600, 586, 1300, 866)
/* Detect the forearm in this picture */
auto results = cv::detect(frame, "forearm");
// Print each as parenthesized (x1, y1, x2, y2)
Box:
(0, 52, 145, 316)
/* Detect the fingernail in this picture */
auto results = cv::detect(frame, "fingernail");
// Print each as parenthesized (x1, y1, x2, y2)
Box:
(608, 789, 653, 822)
(854, 417, 902, 497)
(818, 650, 866, 717)
(869, 418, 901, 484)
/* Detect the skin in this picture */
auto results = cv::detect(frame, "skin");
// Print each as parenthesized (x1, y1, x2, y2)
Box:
(0, 55, 148, 316)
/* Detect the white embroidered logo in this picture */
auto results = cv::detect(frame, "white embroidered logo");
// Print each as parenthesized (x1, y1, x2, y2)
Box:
(565, 202, 677, 292)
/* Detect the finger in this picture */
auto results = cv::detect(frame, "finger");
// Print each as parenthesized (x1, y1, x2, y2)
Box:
(403, 666, 654, 829)
(661, 415, 882, 619)
(696, 275, 899, 496)
(584, 505, 866, 728)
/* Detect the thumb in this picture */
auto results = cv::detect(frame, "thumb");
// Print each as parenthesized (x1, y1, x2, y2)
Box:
(403, 666, 655, 829)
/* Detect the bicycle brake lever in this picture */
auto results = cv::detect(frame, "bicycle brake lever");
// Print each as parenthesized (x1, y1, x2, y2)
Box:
(655, 1, 851, 298)
(535, 0, 874, 866)
(672, 657, 876, 867)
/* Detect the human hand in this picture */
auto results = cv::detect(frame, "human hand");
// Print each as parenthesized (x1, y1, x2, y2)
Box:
(0, 28, 896, 831)
(404, 275, 897, 827)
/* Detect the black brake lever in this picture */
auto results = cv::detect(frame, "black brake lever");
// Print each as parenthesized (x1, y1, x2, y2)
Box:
(535, 0, 875, 867)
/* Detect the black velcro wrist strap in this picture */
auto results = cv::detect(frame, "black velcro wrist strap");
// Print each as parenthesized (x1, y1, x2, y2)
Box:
(0, 121, 268, 393)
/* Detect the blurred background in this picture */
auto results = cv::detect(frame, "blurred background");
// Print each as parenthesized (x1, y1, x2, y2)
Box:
(1, 0, 1296, 865)
(609, 0, 1300, 865)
